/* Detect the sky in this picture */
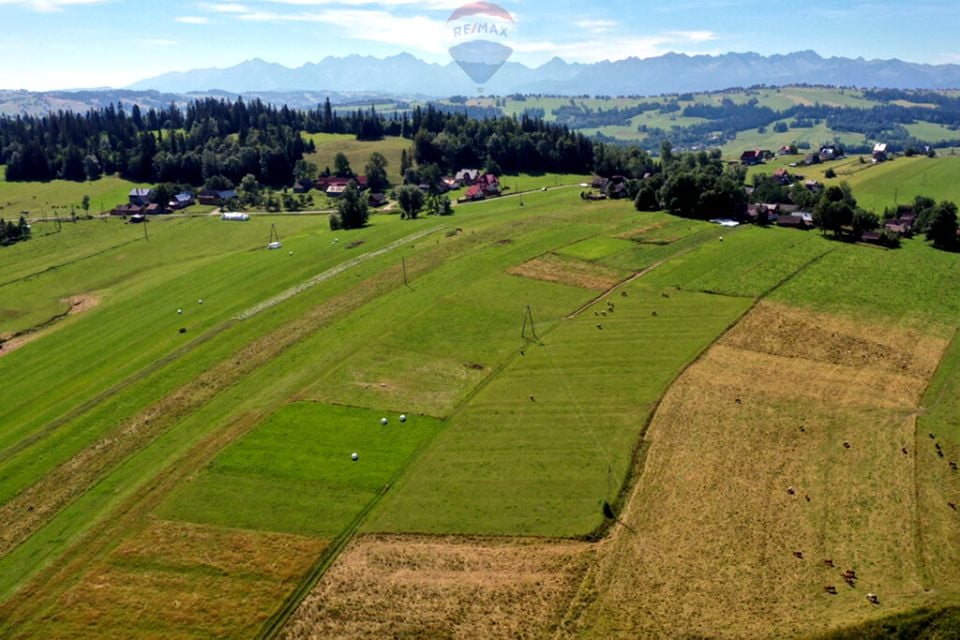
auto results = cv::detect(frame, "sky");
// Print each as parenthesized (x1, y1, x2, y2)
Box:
(1, 0, 958, 91)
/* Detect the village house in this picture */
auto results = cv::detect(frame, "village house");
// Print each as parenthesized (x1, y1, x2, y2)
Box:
(872, 143, 889, 163)
(455, 169, 481, 185)
(740, 150, 764, 166)
(128, 188, 155, 206)
(168, 192, 195, 210)
(819, 146, 840, 162)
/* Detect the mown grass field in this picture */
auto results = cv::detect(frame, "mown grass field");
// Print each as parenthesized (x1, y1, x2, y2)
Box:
(159, 403, 445, 537)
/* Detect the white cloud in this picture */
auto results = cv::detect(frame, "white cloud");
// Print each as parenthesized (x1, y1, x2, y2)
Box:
(575, 19, 617, 34)
(176, 15, 211, 24)
(0, 0, 106, 11)
(142, 38, 178, 47)
(199, 2, 251, 13)
(513, 30, 718, 64)
(233, 7, 453, 54)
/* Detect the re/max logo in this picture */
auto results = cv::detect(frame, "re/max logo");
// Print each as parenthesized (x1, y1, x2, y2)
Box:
(452, 23, 509, 38)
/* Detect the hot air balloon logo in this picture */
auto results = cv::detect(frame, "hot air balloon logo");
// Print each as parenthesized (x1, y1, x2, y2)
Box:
(447, 1, 514, 92)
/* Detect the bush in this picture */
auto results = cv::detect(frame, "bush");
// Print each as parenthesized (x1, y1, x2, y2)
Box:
(328, 213, 342, 231)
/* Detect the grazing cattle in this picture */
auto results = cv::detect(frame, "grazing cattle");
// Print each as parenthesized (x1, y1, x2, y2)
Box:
(799, 426, 806, 433)
(735, 398, 742, 405)
(843, 569, 857, 578)
(597, 324, 603, 330)
(867, 593, 880, 605)
(936, 443, 942, 450)
(949, 502, 957, 511)
(805, 494, 811, 502)
(930, 433, 936, 439)
(661, 292, 669, 298)
(950, 462, 957, 471)
(938, 450, 945, 458)
(793, 551, 804, 559)
(651, 311, 658, 317)
(824, 585, 838, 595)
(529, 395, 536, 402)
(787, 486, 796, 495)
(902, 447, 909, 455)
(621, 291, 628, 298)
(843, 442, 852, 449)
(824, 559, 835, 568)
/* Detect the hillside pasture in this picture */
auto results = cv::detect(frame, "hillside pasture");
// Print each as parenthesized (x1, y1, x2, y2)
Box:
(366, 286, 753, 537)
(569, 301, 955, 639)
(302, 133, 410, 185)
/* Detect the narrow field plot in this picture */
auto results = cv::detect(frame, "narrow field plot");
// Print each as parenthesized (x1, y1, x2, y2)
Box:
(10, 520, 326, 640)
(280, 534, 591, 640)
(915, 331, 960, 595)
(639, 226, 834, 298)
(367, 288, 752, 537)
(509, 253, 629, 291)
(571, 303, 955, 639)
(158, 403, 444, 537)
(614, 215, 709, 246)
(556, 236, 635, 261)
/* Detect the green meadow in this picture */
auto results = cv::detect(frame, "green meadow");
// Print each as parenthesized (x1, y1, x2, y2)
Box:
(1, 163, 959, 639)
(159, 403, 445, 537)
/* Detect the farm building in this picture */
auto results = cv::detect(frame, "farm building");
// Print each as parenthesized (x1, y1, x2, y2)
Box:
(144, 203, 167, 215)
(293, 179, 314, 193)
(128, 188, 155, 206)
(368, 192, 388, 207)
(112, 203, 142, 217)
(455, 169, 481, 185)
(198, 189, 238, 206)
(873, 143, 889, 162)
(168, 192, 195, 210)
(740, 150, 764, 166)
(776, 214, 812, 230)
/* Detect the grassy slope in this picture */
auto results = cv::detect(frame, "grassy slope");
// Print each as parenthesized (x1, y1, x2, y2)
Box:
(569, 232, 960, 639)
(366, 226, 831, 537)
(0, 170, 141, 218)
(0, 190, 632, 611)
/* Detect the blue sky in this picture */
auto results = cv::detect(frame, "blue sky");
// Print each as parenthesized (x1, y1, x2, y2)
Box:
(1, 0, 957, 90)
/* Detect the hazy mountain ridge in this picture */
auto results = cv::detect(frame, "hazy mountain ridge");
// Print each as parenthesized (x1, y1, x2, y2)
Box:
(125, 50, 960, 96)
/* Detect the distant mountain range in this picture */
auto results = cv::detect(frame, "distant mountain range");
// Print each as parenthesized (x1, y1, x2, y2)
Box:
(125, 50, 960, 96)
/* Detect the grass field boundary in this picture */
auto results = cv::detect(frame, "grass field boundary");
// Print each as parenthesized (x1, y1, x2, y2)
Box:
(0, 237, 143, 290)
(578, 242, 840, 543)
